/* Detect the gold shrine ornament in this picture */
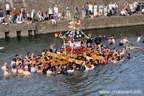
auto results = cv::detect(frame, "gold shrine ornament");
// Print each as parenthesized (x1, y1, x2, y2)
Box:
(59, 32, 62, 37)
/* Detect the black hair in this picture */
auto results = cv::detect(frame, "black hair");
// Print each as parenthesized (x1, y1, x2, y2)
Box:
(15, 54, 18, 57)
(13, 65, 16, 69)
(38, 66, 41, 70)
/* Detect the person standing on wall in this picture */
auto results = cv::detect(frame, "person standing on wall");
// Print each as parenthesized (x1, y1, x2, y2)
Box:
(0, 9, 4, 22)
(11, 8, 17, 23)
(85, 2, 89, 18)
(48, 7, 53, 20)
(54, 5, 58, 19)
(66, 7, 71, 20)
(5, 1, 10, 16)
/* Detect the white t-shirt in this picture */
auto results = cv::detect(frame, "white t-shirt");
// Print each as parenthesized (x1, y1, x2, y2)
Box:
(6, 4, 10, 10)
(99, 6, 103, 13)
(129, 4, 133, 10)
(112, 39, 115, 43)
(137, 37, 141, 42)
(142, 9, 144, 12)
(112, 4, 115, 8)
(133, 2, 137, 8)
(94, 5, 97, 15)
(104, 6, 108, 12)
(89, 4, 93, 11)
(99, 6, 103, 10)
(115, 4, 118, 9)
(54, 7, 58, 13)
(121, 10, 125, 15)
(49, 8, 53, 14)
(109, 4, 112, 10)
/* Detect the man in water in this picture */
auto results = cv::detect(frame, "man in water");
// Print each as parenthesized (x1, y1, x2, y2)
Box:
(94, 35, 102, 45)
(1, 62, 7, 71)
(23, 68, 31, 77)
(11, 65, 17, 75)
(122, 36, 129, 44)
(18, 66, 24, 75)
(119, 40, 124, 46)
(126, 44, 141, 50)
(137, 35, 142, 43)
(127, 53, 130, 59)
(4, 67, 11, 77)
(37, 66, 42, 75)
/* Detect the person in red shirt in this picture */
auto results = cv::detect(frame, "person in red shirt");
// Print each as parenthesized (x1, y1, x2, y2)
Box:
(11, 8, 17, 23)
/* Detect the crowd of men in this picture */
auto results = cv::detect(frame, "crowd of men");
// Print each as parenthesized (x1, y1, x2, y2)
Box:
(1, 34, 143, 78)
(0, 1, 144, 25)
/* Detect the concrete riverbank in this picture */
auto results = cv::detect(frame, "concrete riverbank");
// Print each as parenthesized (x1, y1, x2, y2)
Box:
(0, 15, 144, 39)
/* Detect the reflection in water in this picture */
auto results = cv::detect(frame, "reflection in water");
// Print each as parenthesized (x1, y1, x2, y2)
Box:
(0, 26, 144, 96)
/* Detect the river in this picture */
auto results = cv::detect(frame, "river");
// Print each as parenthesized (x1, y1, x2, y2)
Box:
(0, 25, 144, 96)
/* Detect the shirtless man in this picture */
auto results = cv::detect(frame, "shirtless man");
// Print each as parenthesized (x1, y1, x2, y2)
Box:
(4, 67, 11, 77)
(126, 44, 141, 50)
(23, 68, 31, 77)
(1, 62, 7, 71)
(47, 69, 53, 75)
(37, 66, 42, 75)
(18, 66, 24, 75)
(11, 65, 17, 75)
(122, 36, 129, 44)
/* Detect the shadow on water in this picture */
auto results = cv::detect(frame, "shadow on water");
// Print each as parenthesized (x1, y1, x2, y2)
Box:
(0, 25, 144, 96)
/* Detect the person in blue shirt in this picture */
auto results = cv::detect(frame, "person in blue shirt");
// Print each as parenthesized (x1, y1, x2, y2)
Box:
(0, 9, 4, 22)
(137, 2, 141, 14)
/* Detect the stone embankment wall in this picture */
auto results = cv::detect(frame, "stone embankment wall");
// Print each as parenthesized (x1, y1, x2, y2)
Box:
(0, 15, 144, 39)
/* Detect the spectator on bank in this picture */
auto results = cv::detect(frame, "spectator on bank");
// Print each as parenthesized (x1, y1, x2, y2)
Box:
(109, 2, 113, 13)
(82, 5, 86, 18)
(66, 7, 71, 20)
(99, 4, 103, 15)
(133, 1, 138, 11)
(9, 15, 13, 24)
(62, 11, 66, 20)
(27, 16, 33, 24)
(99, 12, 103, 17)
(37, 11, 43, 21)
(142, 0, 144, 10)
(120, 9, 128, 16)
(85, 2, 89, 17)
(16, 17, 23, 24)
(58, 11, 61, 20)
(31, 9, 36, 21)
(44, 12, 49, 20)
(5, 1, 10, 16)
(124, 1, 129, 12)
(0, 17, 7, 25)
(48, 7, 53, 20)
(89, 2, 93, 15)
(94, 3, 98, 17)
(114, 3, 118, 15)
(11, 8, 17, 23)
(129, 2, 134, 13)
(104, 4, 108, 16)
(137, 1, 141, 14)
(74, 7, 79, 19)
(51, 15, 56, 26)
(142, 8, 144, 14)
(90, 12, 94, 18)
(0, 9, 4, 22)
(94, 10, 99, 17)
(21, 6, 26, 22)
(54, 5, 58, 19)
